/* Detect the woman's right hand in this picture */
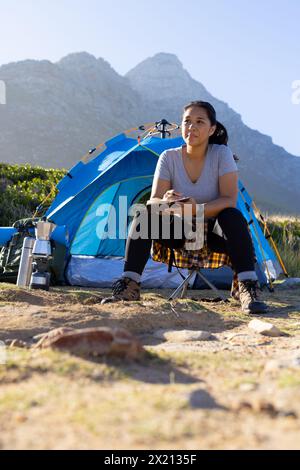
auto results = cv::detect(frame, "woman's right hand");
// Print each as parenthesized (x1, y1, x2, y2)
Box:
(162, 190, 183, 203)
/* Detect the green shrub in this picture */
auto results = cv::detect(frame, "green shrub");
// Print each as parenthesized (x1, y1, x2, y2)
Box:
(0, 163, 66, 226)
(265, 217, 300, 277)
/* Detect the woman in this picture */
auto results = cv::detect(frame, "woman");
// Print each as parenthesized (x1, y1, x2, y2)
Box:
(102, 101, 268, 314)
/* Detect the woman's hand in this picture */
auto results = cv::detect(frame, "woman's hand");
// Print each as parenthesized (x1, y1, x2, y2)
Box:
(161, 194, 198, 216)
(162, 190, 183, 203)
(178, 197, 197, 215)
(185, 197, 197, 208)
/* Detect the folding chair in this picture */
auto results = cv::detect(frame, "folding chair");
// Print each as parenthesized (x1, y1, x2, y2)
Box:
(151, 219, 238, 304)
(152, 237, 238, 301)
(168, 268, 228, 301)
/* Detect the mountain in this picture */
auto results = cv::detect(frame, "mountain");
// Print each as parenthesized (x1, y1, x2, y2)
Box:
(0, 51, 299, 214)
(0, 52, 144, 167)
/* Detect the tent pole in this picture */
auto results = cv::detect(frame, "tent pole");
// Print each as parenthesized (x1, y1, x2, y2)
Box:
(251, 201, 289, 278)
(154, 119, 176, 139)
(239, 189, 275, 291)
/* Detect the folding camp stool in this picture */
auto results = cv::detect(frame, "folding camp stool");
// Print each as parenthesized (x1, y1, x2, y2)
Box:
(152, 215, 230, 302)
(168, 268, 228, 302)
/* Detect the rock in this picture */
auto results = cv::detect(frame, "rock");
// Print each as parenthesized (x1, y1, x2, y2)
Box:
(234, 401, 253, 412)
(15, 414, 28, 423)
(239, 383, 257, 392)
(226, 333, 270, 346)
(248, 320, 285, 337)
(254, 400, 279, 418)
(34, 327, 144, 359)
(234, 399, 279, 417)
(7, 339, 28, 349)
(34, 327, 74, 344)
(31, 312, 48, 318)
(154, 329, 211, 342)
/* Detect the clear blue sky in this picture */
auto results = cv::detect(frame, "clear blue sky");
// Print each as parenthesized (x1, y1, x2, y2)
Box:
(0, 0, 299, 155)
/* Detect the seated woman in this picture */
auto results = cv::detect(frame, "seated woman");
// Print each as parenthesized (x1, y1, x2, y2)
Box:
(102, 101, 268, 314)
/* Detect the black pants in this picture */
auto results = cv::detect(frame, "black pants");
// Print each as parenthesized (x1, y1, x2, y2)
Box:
(124, 207, 255, 275)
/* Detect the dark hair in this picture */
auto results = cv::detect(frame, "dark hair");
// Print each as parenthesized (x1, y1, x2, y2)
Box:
(183, 101, 228, 145)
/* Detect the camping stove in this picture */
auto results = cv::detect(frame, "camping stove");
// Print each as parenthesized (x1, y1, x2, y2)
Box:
(29, 220, 56, 291)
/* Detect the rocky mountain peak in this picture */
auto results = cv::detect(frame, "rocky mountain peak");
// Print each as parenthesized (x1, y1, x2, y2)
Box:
(58, 52, 98, 68)
(57, 52, 124, 85)
(126, 52, 207, 100)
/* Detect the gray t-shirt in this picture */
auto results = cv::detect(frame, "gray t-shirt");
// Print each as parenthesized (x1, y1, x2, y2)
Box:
(153, 144, 238, 204)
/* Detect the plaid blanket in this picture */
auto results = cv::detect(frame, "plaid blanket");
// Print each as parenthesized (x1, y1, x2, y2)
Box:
(151, 221, 239, 298)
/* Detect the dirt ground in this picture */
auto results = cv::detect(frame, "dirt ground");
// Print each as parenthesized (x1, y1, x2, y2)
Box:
(0, 282, 300, 450)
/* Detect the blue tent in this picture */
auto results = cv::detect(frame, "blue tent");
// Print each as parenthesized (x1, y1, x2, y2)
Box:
(46, 132, 282, 289)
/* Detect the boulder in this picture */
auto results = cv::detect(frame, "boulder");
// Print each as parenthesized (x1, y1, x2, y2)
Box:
(34, 327, 74, 344)
(248, 320, 285, 337)
(34, 327, 144, 359)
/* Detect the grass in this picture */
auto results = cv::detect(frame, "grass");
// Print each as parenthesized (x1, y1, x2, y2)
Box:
(0, 348, 129, 385)
(0, 343, 267, 391)
(264, 215, 300, 277)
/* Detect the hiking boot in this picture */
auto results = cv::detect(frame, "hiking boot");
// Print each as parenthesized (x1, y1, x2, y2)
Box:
(101, 277, 141, 304)
(238, 280, 268, 314)
(231, 285, 240, 302)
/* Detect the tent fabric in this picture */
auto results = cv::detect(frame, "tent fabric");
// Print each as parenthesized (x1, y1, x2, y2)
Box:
(66, 256, 189, 288)
(47, 136, 183, 244)
(46, 132, 283, 288)
(70, 176, 153, 256)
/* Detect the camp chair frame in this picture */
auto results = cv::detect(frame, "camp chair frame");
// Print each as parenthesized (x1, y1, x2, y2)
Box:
(168, 268, 228, 302)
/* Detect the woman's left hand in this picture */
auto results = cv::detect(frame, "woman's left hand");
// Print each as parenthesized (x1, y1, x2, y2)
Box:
(183, 197, 197, 216)
(177, 197, 197, 211)
(166, 197, 197, 216)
